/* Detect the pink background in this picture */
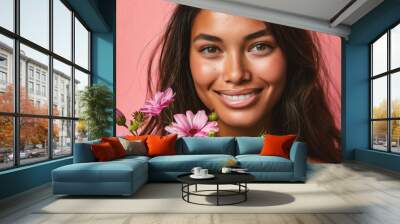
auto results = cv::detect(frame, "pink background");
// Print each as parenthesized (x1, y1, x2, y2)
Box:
(116, 0, 341, 136)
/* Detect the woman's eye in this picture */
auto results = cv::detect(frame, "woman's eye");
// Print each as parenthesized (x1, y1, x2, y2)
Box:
(249, 43, 272, 54)
(200, 46, 220, 55)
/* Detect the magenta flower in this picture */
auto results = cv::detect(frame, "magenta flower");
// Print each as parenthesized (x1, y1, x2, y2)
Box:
(140, 88, 175, 116)
(116, 108, 127, 127)
(165, 110, 219, 137)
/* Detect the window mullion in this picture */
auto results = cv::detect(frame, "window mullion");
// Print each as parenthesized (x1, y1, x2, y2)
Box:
(71, 10, 76, 155)
(370, 45, 373, 149)
(388, 30, 391, 152)
(13, 0, 20, 167)
(49, 0, 53, 160)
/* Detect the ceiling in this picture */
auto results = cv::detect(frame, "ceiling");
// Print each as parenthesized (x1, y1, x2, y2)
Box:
(168, 0, 384, 37)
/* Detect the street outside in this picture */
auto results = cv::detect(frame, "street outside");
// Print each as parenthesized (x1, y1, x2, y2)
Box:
(0, 146, 71, 170)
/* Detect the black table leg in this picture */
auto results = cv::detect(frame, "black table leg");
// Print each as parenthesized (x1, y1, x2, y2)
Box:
(195, 184, 197, 192)
(245, 183, 247, 201)
(187, 184, 190, 202)
(217, 184, 219, 206)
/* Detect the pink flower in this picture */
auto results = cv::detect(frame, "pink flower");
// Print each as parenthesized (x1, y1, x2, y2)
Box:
(140, 88, 175, 116)
(165, 110, 219, 137)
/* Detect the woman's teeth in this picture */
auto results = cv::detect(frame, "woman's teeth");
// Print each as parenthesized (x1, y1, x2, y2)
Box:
(220, 92, 255, 101)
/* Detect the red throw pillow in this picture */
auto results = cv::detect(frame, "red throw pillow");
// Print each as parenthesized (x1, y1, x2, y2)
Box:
(146, 134, 177, 157)
(101, 137, 127, 158)
(91, 142, 117, 161)
(260, 134, 297, 159)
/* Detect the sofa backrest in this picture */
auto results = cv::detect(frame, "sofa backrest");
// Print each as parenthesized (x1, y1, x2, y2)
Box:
(235, 137, 263, 155)
(176, 137, 236, 155)
(73, 139, 100, 163)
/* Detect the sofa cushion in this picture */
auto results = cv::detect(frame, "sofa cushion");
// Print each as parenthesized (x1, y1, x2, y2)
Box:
(236, 155, 293, 172)
(124, 135, 148, 143)
(91, 142, 118, 161)
(236, 137, 263, 155)
(148, 154, 235, 172)
(101, 137, 127, 158)
(260, 134, 297, 159)
(177, 137, 235, 155)
(114, 155, 150, 163)
(118, 138, 147, 156)
(52, 159, 147, 183)
(147, 134, 178, 157)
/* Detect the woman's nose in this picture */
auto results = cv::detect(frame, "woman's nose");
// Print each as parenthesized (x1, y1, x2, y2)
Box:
(223, 52, 250, 84)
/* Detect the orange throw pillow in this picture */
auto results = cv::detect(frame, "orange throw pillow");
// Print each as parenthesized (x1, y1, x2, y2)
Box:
(260, 134, 297, 159)
(146, 134, 177, 157)
(91, 142, 117, 161)
(124, 135, 148, 143)
(101, 137, 127, 158)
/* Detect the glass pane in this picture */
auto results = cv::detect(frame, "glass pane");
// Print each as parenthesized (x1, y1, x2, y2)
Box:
(20, 44, 49, 115)
(372, 121, 388, 151)
(74, 17, 89, 70)
(391, 24, 400, 70)
(20, 117, 49, 165)
(0, 116, 13, 170)
(20, 0, 49, 49)
(372, 77, 387, 119)
(75, 120, 88, 143)
(53, 0, 72, 60)
(392, 72, 400, 118)
(53, 119, 72, 158)
(0, 0, 14, 31)
(74, 69, 89, 118)
(391, 120, 400, 153)
(0, 34, 14, 112)
(53, 59, 72, 117)
(372, 33, 387, 76)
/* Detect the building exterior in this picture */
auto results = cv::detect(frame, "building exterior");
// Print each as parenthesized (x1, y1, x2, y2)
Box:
(0, 41, 78, 152)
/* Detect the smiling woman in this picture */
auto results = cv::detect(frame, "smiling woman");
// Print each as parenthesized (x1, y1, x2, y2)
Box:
(142, 5, 341, 163)
(189, 10, 287, 137)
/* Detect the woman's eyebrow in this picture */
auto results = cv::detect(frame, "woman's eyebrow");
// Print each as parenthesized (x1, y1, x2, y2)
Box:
(192, 34, 222, 43)
(244, 29, 271, 41)
(192, 29, 271, 43)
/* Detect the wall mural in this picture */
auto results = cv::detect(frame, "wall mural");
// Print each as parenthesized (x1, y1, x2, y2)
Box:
(117, 0, 341, 162)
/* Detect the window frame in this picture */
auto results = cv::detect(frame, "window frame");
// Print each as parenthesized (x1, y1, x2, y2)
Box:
(370, 20, 400, 154)
(0, 0, 92, 171)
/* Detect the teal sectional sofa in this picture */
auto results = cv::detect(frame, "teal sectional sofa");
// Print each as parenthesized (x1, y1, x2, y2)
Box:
(52, 137, 307, 196)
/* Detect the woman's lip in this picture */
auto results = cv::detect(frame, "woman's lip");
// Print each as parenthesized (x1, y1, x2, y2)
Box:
(215, 89, 261, 109)
(214, 88, 262, 96)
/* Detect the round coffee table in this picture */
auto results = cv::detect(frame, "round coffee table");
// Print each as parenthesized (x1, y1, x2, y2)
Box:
(177, 173, 255, 206)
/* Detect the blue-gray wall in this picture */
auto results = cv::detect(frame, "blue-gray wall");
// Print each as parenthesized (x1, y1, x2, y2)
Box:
(343, 0, 400, 171)
(0, 0, 115, 200)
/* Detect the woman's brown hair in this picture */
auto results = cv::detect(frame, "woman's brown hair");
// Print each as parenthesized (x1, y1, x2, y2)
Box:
(144, 5, 341, 163)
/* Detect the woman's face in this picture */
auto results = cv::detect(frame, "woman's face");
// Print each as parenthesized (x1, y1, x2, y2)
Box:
(189, 10, 287, 135)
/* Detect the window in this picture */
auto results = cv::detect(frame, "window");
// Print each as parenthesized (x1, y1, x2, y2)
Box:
(0, 0, 91, 170)
(28, 67, 34, 80)
(35, 70, 40, 81)
(0, 0, 14, 32)
(0, 55, 7, 67)
(0, 54, 7, 86)
(371, 22, 400, 154)
(42, 85, 46, 97)
(0, 35, 13, 113)
(28, 81, 34, 93)
(36, 83, 40, 95)
(0, 71, 6, 85)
